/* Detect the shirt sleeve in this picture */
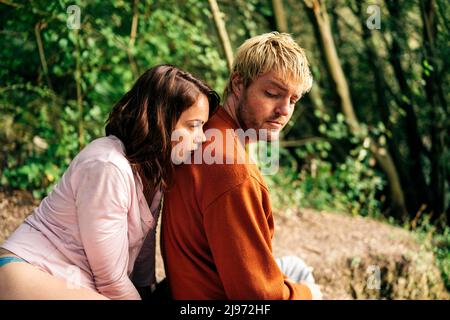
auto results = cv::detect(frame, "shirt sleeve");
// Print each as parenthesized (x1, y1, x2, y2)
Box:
(73, 161, 141, 300)
(202, 177, 312, 300)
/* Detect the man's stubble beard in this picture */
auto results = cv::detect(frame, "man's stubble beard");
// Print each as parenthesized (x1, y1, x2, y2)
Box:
(236, 90, 251, 132)
(236, 93, 280, 142)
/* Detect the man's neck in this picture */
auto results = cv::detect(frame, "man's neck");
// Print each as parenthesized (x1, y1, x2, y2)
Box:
(222, 96, 240, 128)
(222, 96, 257, 146)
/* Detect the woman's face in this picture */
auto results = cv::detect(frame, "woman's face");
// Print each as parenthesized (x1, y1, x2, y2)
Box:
(171, 93, 209, 164)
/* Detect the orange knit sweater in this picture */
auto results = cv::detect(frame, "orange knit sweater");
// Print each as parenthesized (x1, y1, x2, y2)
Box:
(161, 107, 312, 300)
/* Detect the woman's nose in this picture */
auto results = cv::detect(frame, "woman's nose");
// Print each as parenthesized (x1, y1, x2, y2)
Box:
(194, 131, 206, 144)
(200, 131, 207, 143)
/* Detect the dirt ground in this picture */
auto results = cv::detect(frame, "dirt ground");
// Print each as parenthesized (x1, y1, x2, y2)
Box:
(1, 190, 448, 299)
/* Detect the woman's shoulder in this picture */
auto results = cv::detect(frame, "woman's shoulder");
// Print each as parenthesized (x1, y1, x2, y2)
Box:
(71, 135, 133, 178)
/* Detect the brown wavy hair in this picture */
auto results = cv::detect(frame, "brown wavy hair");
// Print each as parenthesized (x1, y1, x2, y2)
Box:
(105, 64, 220, 195)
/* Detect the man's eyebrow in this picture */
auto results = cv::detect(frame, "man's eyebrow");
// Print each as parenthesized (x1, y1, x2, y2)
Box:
(267, 80, 301, 100)
(266, 80, 288, 91)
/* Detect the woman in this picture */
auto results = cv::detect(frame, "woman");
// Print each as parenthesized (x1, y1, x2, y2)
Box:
(0, 64, 219, 299)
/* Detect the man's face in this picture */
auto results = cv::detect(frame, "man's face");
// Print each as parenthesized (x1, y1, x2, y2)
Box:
(235, 69, 302, 141)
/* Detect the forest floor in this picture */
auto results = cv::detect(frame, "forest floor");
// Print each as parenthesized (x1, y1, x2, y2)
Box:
(1, 190, 448, 299)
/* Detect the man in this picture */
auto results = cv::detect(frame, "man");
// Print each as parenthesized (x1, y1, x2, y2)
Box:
(161, 32, 322, 299)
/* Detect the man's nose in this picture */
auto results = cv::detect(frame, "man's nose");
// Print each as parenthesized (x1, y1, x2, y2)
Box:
(275, 99, 291, 117)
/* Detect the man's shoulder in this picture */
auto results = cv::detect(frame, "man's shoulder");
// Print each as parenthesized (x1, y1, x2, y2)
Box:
(171, 160, 268, 210)
(174, 160, 254, 192)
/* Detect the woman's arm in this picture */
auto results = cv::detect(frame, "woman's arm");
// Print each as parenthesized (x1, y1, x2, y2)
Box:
(73, 161, 141, 300)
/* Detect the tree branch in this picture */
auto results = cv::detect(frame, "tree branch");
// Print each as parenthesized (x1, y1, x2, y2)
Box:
(34, 21, 53, 91)
(128, 0, 139, 78)
(208, 0, 234, 71)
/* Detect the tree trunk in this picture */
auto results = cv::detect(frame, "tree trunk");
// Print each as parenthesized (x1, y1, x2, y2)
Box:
(420, 0, 447, 223)
(74, 28, 84, 149)
(303, 0, 408, 219)
(383, 0, 431, 217)
(272, 0, 288, 32)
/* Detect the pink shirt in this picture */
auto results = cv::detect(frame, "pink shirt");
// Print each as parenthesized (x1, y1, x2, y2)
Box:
(1, 135, 162, 300)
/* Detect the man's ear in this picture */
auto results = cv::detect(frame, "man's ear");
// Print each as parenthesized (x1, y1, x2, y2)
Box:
(230, 73, 244, 97)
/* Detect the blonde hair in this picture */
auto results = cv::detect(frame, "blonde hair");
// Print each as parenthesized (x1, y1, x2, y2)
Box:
(223, 32, 313, 100)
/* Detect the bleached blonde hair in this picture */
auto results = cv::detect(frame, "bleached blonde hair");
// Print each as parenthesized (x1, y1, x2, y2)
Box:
(223, 32, 313, 100)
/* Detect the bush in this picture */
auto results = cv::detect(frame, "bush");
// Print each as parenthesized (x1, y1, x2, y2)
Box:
(265, 134, 385, 219)
(412, 215, 450, 291)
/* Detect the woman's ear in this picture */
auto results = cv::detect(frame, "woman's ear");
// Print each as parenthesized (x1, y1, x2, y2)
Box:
(230, 73, 244, 97)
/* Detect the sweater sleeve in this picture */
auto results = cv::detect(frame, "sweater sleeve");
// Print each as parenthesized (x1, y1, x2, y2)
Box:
(73, 161, 141, 300)
(202, 177, 312, 300)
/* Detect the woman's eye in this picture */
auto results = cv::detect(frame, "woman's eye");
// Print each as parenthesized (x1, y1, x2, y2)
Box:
(189, 122, 202, 129)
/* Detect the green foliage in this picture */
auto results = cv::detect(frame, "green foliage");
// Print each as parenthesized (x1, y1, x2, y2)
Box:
(0, 0, 229, 196)
(410, 215, 450, 291)
(267, 111, 386, 217)
(267, 144, 385, 218)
